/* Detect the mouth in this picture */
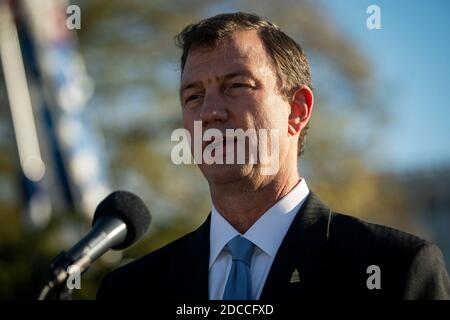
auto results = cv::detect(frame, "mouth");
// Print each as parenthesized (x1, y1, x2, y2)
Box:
(203, 135, 238, 153)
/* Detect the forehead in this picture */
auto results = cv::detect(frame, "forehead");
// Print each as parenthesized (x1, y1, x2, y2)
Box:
(180, 30, 275, 85)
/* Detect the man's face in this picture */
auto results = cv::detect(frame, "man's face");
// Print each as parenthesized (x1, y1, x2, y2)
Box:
(180, 30, 293, 186)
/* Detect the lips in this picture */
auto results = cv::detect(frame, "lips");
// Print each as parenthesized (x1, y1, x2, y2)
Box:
(203, 136, 237, 151)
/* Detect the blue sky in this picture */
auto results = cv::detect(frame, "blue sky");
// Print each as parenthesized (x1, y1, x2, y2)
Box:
(320, 0, 450, 172)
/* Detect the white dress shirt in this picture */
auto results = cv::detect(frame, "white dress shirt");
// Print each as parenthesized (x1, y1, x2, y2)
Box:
(208, 179, 310, 300)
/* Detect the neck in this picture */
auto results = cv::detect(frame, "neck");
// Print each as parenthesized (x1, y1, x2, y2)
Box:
(210, 164, 300, 234)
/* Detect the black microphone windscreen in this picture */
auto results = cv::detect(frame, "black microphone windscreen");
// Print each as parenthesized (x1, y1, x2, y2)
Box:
(93, 191, 151, 249)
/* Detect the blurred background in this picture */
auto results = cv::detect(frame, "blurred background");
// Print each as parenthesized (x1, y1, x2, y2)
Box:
(0, 0, 449, 299)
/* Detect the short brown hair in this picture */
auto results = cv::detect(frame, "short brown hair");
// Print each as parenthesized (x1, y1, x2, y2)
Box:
(176, 12, 312, 156)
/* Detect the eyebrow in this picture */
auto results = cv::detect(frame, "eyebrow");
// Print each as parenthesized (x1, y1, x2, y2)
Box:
(180, 71, 254, 95)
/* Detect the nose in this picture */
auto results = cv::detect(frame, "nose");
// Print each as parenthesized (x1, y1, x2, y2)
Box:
(200, 92, 228, 128)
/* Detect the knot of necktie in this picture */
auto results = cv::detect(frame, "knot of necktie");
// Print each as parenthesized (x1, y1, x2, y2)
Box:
(226, 236, 254, 266)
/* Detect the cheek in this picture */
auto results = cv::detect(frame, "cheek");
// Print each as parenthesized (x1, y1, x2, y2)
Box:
(246, 92, 273, 121)
(249, 94, 289, 131)
(182, 111, 203, 136)
(182, 110, 197, 128)
(226, 95, 257, 128)
(182, 115, 196, 145)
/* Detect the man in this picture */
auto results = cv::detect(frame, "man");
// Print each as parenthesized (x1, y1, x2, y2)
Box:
(97, 12, 450, 300)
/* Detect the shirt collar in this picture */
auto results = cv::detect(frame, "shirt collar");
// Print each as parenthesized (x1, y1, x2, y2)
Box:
(209, 179, 310, 269)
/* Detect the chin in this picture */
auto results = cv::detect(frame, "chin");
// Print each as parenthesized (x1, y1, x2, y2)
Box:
(200, 163, 252, 185)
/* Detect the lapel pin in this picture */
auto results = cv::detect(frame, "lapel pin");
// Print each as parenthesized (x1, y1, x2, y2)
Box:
(290, 268, 300, 283)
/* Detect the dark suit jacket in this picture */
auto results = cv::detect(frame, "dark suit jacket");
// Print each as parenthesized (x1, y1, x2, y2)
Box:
(97, 192, 450, 300)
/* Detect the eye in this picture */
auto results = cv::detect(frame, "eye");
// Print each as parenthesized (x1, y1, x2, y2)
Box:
(229, 83, 249, 89)
(184, 94, 203, 105)
(225, 83, 254, 94)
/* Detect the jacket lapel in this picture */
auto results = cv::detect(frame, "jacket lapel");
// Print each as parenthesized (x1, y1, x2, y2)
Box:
(172, 191, 333, 300)
(170, 214, 211, 300)
(259, 191, 333, 300)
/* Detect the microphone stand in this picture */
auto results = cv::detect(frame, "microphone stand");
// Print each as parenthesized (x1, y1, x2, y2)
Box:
(38, 251, 79, 300)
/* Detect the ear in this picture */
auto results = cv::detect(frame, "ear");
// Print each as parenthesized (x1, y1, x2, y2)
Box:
(288, 85, 314, 136)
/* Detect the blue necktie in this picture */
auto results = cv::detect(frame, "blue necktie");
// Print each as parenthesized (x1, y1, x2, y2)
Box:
(222, 236, 255, 300)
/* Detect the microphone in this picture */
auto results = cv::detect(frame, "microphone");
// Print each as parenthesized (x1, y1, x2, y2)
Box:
(38, 190, 151, 300)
